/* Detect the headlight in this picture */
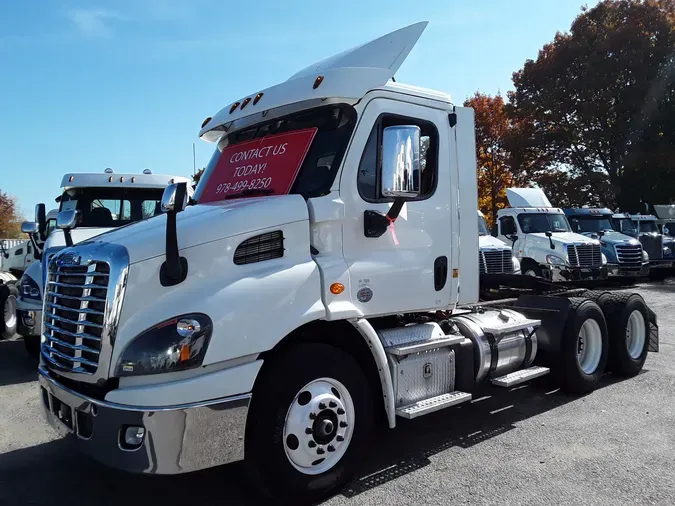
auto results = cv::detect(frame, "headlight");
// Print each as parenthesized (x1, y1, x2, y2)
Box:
(642, 250, 649, 262)
(19, 275, 41, 301)
(512, 256, 521, 274)
(601, 253, 608, 265)
(664, 247, 672, 256)
(546, 254, 566, 265)
(115, 313, 212, 377)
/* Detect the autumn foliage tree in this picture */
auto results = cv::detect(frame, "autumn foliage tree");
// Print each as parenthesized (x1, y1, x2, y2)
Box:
(464, 93, 517, 226)
(0, 190, 24, 238)
(506, 0, 675, 211)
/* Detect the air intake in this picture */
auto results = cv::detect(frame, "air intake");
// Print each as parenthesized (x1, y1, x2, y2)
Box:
(234, 231, 284, 265)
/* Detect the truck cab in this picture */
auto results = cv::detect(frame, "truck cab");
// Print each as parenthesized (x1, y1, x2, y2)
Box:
(36, 23, 658, 503)
(496, 188, 607, 281)
(563, 207, 647, 278)
(18, 170, 190, 357)
(478, 210, 519, 274)
(653, 204, 675, 238)
(623, 214, 673, 277)
(0, 240, 32, 278)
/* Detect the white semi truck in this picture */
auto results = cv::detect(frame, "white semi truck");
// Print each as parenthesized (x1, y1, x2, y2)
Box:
(37, 23, 659, 503)
(17, 170, 190, 356)
(496, 188, 608, 282)
(478, 210, 520, 275)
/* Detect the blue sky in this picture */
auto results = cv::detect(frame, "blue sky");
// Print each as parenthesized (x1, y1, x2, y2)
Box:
(0, 0, 597, 217)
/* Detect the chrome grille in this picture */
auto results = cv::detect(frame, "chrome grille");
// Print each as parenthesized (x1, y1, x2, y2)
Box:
(615, 245, 642, 270)
(479, 249, 514, 274)
(567, 244, 602, 268)
(42, 261, 110, 374)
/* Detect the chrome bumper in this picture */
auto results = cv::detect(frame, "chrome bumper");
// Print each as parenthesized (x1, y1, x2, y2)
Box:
(648, 260, 673, 269)
(549, 265, 608, 282)
(38, 367, 250, 474)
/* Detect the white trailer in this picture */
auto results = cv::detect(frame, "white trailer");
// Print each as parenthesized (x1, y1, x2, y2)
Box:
(37, 23, 659, 503)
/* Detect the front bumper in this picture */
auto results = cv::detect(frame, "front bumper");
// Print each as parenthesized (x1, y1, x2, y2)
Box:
(548, 265, 608, 282)
(606, 263, 649, 278)
(648, 260, 673, 269)
(38, 367, 250, 474)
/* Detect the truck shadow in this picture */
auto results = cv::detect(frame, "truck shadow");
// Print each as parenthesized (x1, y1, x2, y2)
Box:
(0, 338, 39, 387)
(0, 371, 647, 506)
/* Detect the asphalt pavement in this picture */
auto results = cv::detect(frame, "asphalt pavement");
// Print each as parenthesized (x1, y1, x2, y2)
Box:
(1, 281, 674, 506)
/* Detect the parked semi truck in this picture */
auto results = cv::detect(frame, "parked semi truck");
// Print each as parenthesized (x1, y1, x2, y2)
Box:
(18, 170, 190, 357)
(563, 207, 648, 280)
(37, 23, 659, 503)
(613, 213, 673, 280)
(496, 188, 607, 281)
(478, 210, 519, 275)
(0, 239, 31, 277)
(653, 204, 675, 237)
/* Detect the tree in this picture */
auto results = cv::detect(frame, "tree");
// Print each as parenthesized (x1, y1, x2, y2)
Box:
(192, 168, 205, 189)
(0, 191, 24, 238)
(507, 0, 675, 211)
(464, 92, 517, 226)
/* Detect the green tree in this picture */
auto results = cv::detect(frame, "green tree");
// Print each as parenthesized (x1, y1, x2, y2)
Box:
(507, 0, 675, 211)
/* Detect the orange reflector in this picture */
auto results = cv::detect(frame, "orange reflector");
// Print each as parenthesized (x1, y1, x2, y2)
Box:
(253, 92, 264, 105)
(229, 101, 240, 114)
(179, 345, 191, 362)
(240, 97, 251, 109)
(452, 269, 459, 278)
(313, 75, 324, 89)
(330, 283, 344, 295)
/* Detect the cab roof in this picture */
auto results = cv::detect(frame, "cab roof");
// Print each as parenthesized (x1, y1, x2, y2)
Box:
(564, 207, 613, 216)
(653, 204, 675, 220)
(60, 171, 190, 190)
(198, 22, 441, 143)
(631, 214, 657, 221)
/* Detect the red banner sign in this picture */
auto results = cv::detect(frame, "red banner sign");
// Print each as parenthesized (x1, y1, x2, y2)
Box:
(199, 128, 317, 203)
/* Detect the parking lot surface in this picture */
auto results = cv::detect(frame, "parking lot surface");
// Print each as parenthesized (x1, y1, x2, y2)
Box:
(1, 282, 674, 506)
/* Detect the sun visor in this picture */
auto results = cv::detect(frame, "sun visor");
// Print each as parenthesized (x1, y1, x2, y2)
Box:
(506, 188, 552, 208)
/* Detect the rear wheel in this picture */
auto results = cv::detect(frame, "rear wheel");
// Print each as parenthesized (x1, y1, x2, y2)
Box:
(246, 343, 373, 503)
(556, 298, 608, 394)
(523, 263, 543, 277)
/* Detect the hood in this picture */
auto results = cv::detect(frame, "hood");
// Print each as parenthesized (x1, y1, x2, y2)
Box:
(524, 232, 600, 255)
(506, 188, 552, 208)
(79, 194, 310, 264)
(479, 235, 511, 250)
(578, 230, 640, 246)
(44, 228, 114, 250)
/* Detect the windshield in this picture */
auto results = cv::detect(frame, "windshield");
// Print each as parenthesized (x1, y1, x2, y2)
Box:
(570, 216, 615, 233)
(59, 187, 165, 228)
(663, 222, 675, 237)
(615, 218, 636, 234)
(478, 214, 490, 236)
(195, 105, 356, 202)
(638, 221, 659, 234)
(518, 213, 571, 233)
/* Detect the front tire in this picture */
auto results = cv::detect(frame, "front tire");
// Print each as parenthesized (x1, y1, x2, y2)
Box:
(556, 298, 609, 394)
(246, 343, 373, 503)
(523, 264, 543, 277)
(0, 284, 18, 340)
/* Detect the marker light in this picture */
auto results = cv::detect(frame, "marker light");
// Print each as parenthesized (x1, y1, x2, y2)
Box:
(104, 168, 114, 173)
(229, 101, 241, 114)
(143, 168, 153, 174)
(330, 283, 344, 295)
(131, 177, 135, 183)
(108, 176, 113, 182)
(68, 176, 74, 182)
(240, 97, 251, 109)
(201, 117, 212, 128)
(313, 76, 324, 89)
(253, 92, 264, 105)
(119, 177, 124, 182)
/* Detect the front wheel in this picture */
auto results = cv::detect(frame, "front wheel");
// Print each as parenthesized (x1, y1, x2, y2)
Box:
(523, 264, 543, 277)
(0, 284, 18, 340)
(245, 343, 373, 503)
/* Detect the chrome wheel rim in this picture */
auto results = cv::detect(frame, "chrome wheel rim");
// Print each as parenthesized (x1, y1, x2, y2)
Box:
(4, 294, 16, 329)
(626, 310, 646, 359)
(283, 377, 355, 476)
(577, 318, 602, 374)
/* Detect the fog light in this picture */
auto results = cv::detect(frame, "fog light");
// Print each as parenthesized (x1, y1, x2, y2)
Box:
(23, 311, 35, 327)
(123, 426, 145, 448)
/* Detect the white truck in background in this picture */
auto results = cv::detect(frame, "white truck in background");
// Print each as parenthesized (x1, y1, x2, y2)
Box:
(17, 170, 190, 357)
(478, 210, 520, 275)
(496, 188, 608, 282)
(0, 239, 32, 277)
(37, 23, 659, 503)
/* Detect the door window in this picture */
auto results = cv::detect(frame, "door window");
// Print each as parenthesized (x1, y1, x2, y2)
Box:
(500, 216, 517, 236)
(357, 114, 438, 202)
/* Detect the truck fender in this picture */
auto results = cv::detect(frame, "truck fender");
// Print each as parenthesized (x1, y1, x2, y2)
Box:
(350, 318, 397, 429)
(510, 294, 572, 353)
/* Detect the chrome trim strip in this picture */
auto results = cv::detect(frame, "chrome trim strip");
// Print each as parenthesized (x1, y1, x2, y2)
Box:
(47, 281, 108, 290)
(44, 312, 104, 329)
(38, 367, 251, 412)
(44, 322, 101, 341)
(43, 344, 99, 368)
(42, 352, 91, 374)
(47, 292, 106, 303)
(46, 301, 105, 316)
(45, 335, 101, 355)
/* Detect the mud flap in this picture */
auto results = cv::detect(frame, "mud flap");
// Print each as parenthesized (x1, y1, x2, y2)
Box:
(647, 306, 659, 353)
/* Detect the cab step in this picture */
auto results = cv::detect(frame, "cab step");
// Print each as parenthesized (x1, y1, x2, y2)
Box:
(395, 391, 472, 419)
(490, 366, 550, 388)
(385, 335, 464, 356)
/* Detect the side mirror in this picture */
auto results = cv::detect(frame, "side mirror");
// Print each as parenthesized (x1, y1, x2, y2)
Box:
(35, 203, 46, 238)
(161, 183, 188, 213)
(22, 221, 39, 235)
(380, 125, 421, 199)
(57, 210, 79, 230)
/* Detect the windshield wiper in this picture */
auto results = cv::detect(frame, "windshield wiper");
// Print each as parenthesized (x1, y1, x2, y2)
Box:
(225, 189, 274, 200)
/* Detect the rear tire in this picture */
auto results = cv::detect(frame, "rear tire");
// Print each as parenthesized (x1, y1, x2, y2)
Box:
(0, 284, 18, 340)
(245, 343, 373, 503)
(556, 298, 608, 394)
(523, 263, 543, 278)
